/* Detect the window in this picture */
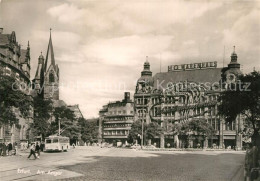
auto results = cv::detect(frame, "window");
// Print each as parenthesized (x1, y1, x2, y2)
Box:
(46, 139, 52, 143)
(49, 73, 55, 82)
(53, 138, 58, 143)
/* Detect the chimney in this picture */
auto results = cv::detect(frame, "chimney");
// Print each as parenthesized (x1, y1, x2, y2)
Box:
(124, 92, 130, 102)
(0, 28, 3, 34)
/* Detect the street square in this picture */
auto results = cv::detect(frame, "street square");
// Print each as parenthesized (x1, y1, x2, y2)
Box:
(0, 147, 245, 181)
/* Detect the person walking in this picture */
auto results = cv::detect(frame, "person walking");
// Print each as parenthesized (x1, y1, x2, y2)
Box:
(7, 143, 12, 156)
(0, 143, 3, 156)
(35, 142, 40, 159)
(27, 143, 37, 160)
(40, 142, 44, 152)
(2, 143, 7, 156)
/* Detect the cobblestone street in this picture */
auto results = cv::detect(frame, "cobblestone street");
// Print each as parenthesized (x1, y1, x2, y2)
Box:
(0, 147, 245, 181)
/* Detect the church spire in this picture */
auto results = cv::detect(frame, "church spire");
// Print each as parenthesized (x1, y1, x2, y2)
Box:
(34, 52, 44, 80)
(44, 28, 56, 72)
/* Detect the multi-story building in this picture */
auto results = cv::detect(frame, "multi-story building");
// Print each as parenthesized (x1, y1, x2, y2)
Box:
(134, 48, 243, 149)
(67, 105, 84, 119)
(100, 92, 134, 145)
(98, 104, 108, 143)
(0, 28, 33, 144)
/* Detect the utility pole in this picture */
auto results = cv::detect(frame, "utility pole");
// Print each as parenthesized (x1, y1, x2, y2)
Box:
(141, 92, 144, 149)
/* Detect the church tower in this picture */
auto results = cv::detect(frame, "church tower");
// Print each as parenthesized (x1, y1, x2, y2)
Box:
(33, 52, 45, 97)
(43, 29, 59, 100)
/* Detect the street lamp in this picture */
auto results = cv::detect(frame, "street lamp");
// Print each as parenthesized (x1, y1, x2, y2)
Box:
(58, 117, 61, 136)
(141, 92, 144, 149)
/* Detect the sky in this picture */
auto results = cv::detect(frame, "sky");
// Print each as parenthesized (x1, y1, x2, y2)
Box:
(0, 0, 259, 118)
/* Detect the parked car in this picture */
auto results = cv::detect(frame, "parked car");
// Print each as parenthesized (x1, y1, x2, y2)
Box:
(130, 144, 141, 149)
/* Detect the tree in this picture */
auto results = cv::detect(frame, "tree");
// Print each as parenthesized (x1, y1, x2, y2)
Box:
(128, 121, 163, 144)
(30, 96, 53, 139)
(78, 118, 98, 144)
(128, 120, 143, 144)
(171, 119, 215, 137)
(219, 71, 260, 145)
(0, 73, 31, 127)
(170, 119, 215, 148)
(49, 106, 80, 142)
(146, 122, 163, 139)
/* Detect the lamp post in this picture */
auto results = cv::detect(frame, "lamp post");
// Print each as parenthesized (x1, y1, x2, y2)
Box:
(58, 118, 61, 136)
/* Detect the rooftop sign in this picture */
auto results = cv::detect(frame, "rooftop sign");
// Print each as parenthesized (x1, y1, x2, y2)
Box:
(168, 61, 217, 72)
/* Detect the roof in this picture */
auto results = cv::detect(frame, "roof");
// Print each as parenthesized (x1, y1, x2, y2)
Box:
(67, 104, 84, 118)
(20, 49, 27, 64)
(153, 68, 223, 90)
(52, 100, 67, 107)
(0, 34, 10, 45)
(44, 31, 56, 72)
(0, 48, 6, 56)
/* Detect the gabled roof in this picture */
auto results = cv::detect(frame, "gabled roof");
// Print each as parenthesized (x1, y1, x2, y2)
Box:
(52, 100, 67, 108)
(153, 68, 223, 90)
(0, 48, 6, 56)
(20, 49, 27, 64)
(0, 34, 10, 45)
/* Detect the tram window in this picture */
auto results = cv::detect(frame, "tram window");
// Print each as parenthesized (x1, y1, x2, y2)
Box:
(53, 138, 58, 143)
(46, 139, 52, 143)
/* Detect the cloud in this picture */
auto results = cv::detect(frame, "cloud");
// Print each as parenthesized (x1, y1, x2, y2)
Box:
(1, 0, 260, 118)
(47, 3, 85, 24)
(82, 35, 173, 66)
(47, 1, 222, 35)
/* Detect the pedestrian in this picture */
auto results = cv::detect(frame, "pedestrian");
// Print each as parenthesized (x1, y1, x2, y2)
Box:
(72, 143, 75, 148)
(40, 141, 45, 152)
(2, 143, 7, 156)
(35, 142, 40, 158)
(14, 142, 17, 155)
(7, 142, 12, 156)
(27, 143, 37, 160)
(0, 143, 3, 156)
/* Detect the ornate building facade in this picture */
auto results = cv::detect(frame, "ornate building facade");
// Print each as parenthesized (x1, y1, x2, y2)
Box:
(99, 92, 134, 145)
(134, 48, 243, 149)
(0, 28, 33, 144)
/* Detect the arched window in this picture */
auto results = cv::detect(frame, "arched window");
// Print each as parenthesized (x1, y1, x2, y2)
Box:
(49, 73, 55, 82)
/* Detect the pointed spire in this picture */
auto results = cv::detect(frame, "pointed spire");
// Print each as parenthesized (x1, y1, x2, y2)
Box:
(35, 52, 44, 80)
(25, 41, 30, 61)
(44, 28, 56, 72)
(231, 45, 237, 63)
(146, 56, 148, 62)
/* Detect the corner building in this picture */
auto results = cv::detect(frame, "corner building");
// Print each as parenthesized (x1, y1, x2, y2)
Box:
(134, 49, 243, 149)
(101, 92, 134, 145)
(0, 28, 33, 144)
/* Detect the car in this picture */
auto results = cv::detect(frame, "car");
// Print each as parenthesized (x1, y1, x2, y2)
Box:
(130, 144, 141, 149)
